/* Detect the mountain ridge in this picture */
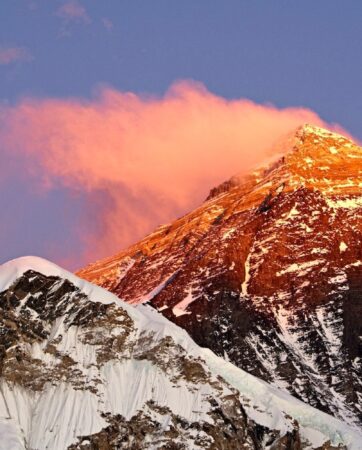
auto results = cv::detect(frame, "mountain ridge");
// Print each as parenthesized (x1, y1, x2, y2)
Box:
(1, 256, 361, 448)
(77, 124, 362, 426)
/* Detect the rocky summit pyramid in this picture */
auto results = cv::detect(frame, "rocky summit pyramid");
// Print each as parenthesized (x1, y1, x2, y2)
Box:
(78, 124, 362, 428)
(2, 256, 361, 449)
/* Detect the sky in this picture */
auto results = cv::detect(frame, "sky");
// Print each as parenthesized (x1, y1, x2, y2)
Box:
(0, 1, 361, 270)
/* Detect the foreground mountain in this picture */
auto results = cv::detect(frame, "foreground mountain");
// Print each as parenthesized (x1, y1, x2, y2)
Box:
(0, 256, 361, 449)
(78, 124, 362, 427)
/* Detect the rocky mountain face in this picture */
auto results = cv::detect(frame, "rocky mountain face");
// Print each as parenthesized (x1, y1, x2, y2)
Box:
(1, 257, 361, 450)
(78, 124, 362, 428)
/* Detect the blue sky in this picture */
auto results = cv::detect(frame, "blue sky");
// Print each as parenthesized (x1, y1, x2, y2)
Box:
(1, 1, 361, 268)
(1, 1, 361, 135)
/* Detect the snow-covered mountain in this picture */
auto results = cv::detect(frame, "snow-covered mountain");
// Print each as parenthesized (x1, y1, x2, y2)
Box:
(78, 124, 362, 427)
(0, 256, 361, 449)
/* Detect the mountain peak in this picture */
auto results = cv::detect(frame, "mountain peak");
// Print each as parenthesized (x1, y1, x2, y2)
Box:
(78, 123, 362, 427)
(206, 123, 361, 203)
(274, 122, 358, 167)
(297, 123, 344, 139)
(292, 123, 357, 153)
(284, 122, 361, 192)
(0, 256, 63, 292)
(0, 255, 121, 310)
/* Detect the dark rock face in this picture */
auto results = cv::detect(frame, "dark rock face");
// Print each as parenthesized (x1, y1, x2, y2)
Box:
(0, 270, 134, 392)
(78, 125, 362, 426)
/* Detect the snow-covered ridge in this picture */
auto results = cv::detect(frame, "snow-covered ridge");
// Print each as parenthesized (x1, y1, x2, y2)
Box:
(0, 256, 116, 306)
(0, 256, 362, 449)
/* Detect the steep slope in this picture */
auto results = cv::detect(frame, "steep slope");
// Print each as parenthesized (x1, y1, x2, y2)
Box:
(78, 124, 362, 427)
(0, 256, 361, 449)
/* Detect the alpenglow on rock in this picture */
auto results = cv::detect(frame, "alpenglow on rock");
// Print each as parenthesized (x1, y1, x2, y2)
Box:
(78, 124, 362, 427)
(0, 256, 361, 449)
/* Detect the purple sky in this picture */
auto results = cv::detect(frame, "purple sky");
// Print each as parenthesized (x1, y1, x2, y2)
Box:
(0, 1, 361, 269)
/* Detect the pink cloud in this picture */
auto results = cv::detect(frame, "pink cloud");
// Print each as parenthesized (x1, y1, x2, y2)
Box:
(102, 18, 113, 31)
(0, 81, 349, 266)
(0, 46, 32, 65)
(56, 1, 91, 24)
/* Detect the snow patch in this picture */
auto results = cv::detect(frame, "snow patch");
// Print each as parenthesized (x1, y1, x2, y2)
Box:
(277, 260, 323, 276)
(325, 196, 362, 209)
(241, 252, 252, 295)
(222, 228, 236, 240)
(172, 288, 194, 317)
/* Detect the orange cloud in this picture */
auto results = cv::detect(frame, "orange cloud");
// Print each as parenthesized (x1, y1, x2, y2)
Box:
(0, 81, 344, 266)
(0, 46, 32, 65)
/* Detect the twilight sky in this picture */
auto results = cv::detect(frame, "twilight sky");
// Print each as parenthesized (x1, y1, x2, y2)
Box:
(0, 1, 361, 269)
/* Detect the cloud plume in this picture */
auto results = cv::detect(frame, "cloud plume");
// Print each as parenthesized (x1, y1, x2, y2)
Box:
(0, 81, 340, 266)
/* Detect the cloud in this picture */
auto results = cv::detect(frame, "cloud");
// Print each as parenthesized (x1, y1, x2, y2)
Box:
(102, 18, 113, 31)
(0, 46, 32, 65)
(0, 81, 345, 266)
(56, 0, 91, 24)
